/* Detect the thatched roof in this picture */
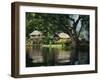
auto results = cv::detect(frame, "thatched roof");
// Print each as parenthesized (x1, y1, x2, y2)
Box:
(58, 32, 70, 39)
(29, 30, 42, 36)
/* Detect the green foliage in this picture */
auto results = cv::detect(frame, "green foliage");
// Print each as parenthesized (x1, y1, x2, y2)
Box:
(26, 13, 70, 38)
(26, 12, 89, 44)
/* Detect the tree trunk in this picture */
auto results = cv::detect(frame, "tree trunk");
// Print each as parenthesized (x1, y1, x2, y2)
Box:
(70, 39, 80, 65)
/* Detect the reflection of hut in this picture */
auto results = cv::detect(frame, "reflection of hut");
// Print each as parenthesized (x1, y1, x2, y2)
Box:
(29, 30, 43, 44)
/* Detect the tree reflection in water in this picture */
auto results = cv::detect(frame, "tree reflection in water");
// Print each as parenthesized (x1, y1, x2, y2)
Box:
(26, 45, 89, 67)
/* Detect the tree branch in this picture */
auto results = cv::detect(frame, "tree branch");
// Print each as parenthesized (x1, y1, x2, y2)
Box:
(77, 25, 83, 38)
(66, 16, 75, 22)
(73, 15, 81, 30)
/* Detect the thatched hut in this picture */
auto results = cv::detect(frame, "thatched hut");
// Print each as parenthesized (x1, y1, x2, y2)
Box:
(54, 32, 70, 44)
(29, 30, 43, 44)
(28, 30, 43, 64)
(58, 32, 70, 39)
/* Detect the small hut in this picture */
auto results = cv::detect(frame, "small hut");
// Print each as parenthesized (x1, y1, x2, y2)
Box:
(29, 30, 43, 44)
(54, 32, 70, 44)
(29, 30, 43, 64)
(58, 32, 70, 39)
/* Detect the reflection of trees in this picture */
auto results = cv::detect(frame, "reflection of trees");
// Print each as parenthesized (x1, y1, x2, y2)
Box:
(26, 13, 89, 65)
(30, 45, 43, 63)
(42, 47, 71, 66)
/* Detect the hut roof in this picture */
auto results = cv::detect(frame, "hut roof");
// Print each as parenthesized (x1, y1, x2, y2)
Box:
(58, 32, 70, 39)
(29, 30, 42, 36)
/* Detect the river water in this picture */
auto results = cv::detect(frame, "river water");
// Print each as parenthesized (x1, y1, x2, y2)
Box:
(26, 45, 89, 67)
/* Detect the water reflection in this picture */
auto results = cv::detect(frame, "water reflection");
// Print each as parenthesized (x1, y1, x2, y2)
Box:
(26, 45, 89, 67)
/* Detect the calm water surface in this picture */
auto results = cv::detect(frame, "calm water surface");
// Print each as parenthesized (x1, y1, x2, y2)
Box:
(26, 45, 89, 67)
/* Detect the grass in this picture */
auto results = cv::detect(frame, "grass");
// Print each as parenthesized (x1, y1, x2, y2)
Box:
(42, 44, 63, 48)
(42, 44, 71, 50)
(26, 38, 71, 50)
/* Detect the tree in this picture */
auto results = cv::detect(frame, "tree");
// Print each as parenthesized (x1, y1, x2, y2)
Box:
(60, 14, 89, 64)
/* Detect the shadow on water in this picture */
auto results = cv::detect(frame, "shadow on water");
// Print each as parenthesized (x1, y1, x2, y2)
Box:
(26, 45, 89, 67)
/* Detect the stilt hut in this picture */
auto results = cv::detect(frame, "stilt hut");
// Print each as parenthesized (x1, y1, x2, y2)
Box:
(54, 32, 70, 44)
(29, 30, 43, 44)
(29, 30, 43, 63)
